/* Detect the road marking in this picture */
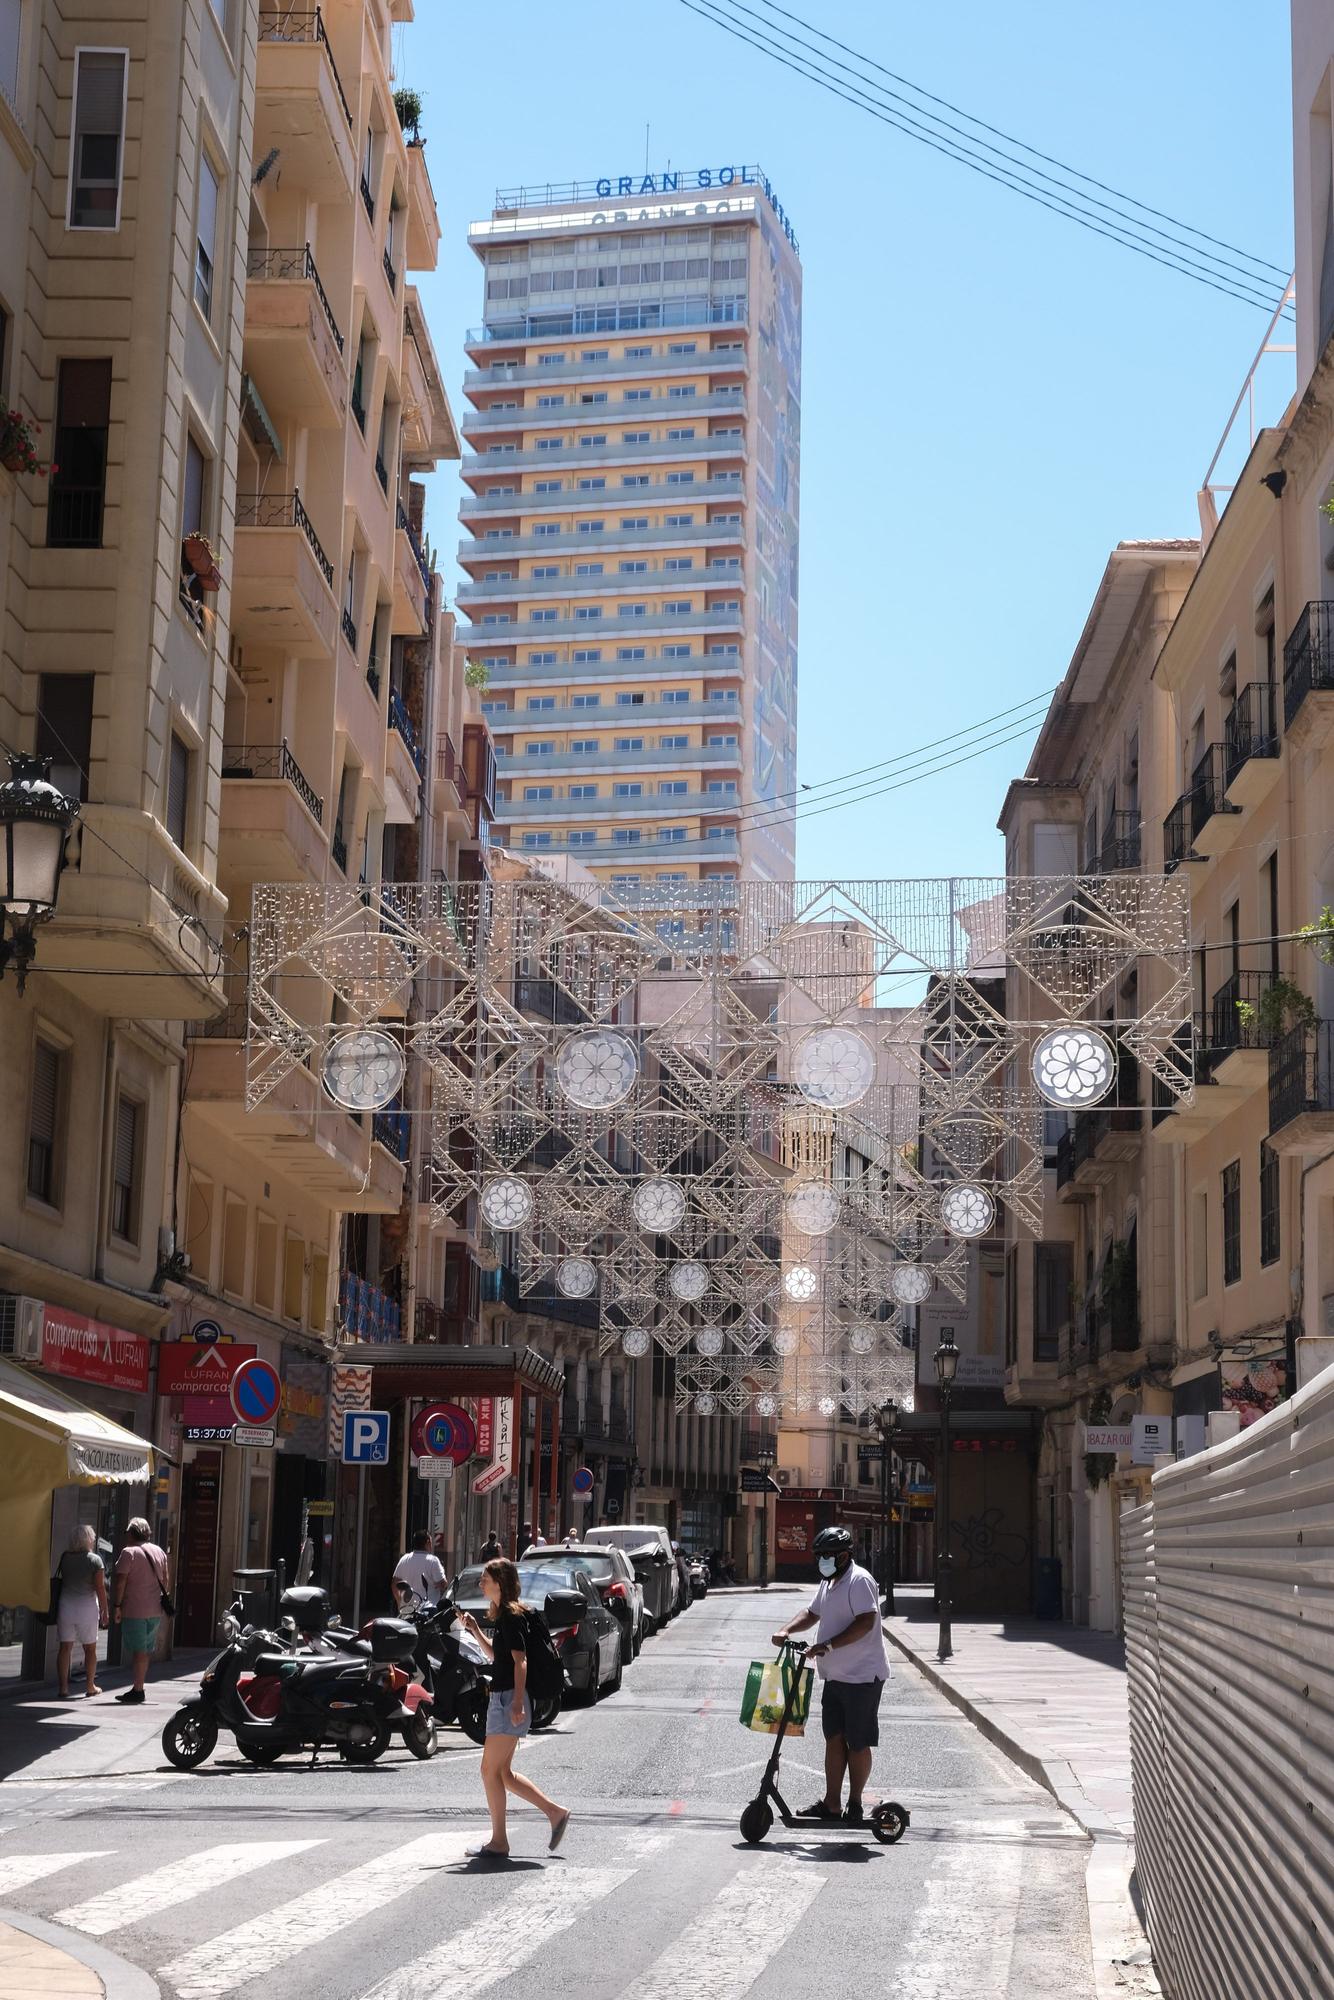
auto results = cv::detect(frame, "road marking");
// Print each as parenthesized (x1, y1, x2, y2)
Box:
(159, 1833, 473, 1999)
(357, 1865, 632, 2000)
(623, 1857, 826, 1998)
(55, 1840, 322, 1936)
(896, 1818, 1025, 2000)
(0, 1850, 111, 1894)
(624, 1829, 674, 1857)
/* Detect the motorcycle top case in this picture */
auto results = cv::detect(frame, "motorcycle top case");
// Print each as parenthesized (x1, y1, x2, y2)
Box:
(279, 1586, 333, 1632)
(367, 1617, 419, 1663)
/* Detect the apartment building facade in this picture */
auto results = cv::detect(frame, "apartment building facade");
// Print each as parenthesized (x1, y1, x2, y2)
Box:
(458, 164, 802, 886)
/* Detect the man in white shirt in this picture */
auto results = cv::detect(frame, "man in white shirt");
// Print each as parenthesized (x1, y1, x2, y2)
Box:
(771, 1525, 890, 1826)
(392, 1531, 446, 1609)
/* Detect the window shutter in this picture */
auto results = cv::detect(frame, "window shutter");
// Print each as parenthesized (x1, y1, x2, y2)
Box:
(114, 1096, 137, 1190)
(71, 51, 126, 227)
(30, 1043, 59, 1147)
(167, 733, 190, 848)
(197, 154, 218, 256)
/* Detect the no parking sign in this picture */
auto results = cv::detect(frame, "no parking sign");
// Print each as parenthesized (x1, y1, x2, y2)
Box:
(410, 1402, 477, 1465)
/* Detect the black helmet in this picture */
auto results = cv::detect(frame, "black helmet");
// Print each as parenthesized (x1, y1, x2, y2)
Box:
(813, 1526, 853, 1556)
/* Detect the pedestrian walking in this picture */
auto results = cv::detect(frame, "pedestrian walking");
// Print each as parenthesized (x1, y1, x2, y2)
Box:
(55, 1525, 108, 1699)
(770, 1524, 889, 1826)
(562, 1527, 579, 1547)
(111, 1518, 172, 1704)
(457, 1559, 570, 1860)
(392, 1530, 447, 1608)
(479, 1530, 502, 1561)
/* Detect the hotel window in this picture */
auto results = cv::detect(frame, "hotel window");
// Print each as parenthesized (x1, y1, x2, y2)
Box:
(575, 562, 604, 577)
(533, 523, 560, 537)
(578, 477, 606, 491)
(577, 519, 606, 534)
(668, 385, 698, 399)
(578, 434, 607, 448)
(538, 353, 566, 366)
(574, 606, 603, 622)
(531, 564, 561, 578)
(665, 471, 695, 485)
(624, 345, 652, 358)
(614, 737, 644, 752)
(668, 342, 697, 355)
(527, 652, 557, 665)
(617, 692, 645, 705)
(664, 514, 695, 526)
(194, 149, 220, 322)
(1221, 1161, 1241, 1286)
(659, 780, 688, 796)
(579, 392, 608, 405)
(166, 731, 192, 850)
(611, 875, 641, 889)
(571, 650, 602, 664)
(614, 783, 642, 799)
(530, 608, 557, 623)
(625, 389, 652, 402)
(110, 1094, 142, 1243)
(663, 645, 692, 659)
(659, 827, 686, 843)
(524, 742, 554, 757)
(621, 475, 649, 488)
(48, 358, 112, 548)
(523, 786, 554, 801)
(522, 832, 553, 848)
(569, 829, 596, 846)
(659, 735, 688, 749)
(570, 783, 599, 798)
(534, 479, 564, 493)
(665, 601, 693, 616)
(536, 437, 565, 452)
(666, 428, 696, 441)
(665, 558, 694, 571)
(480, 702, 510, 718)
(1260, 1143, 1280, 1266)
(36, 673, 94, 802)
(620, 517, 649, 530)
(526, 696, 555, 710)
(536, 394, 566, 408)
(707, 780, 737, 794)
(68, 49, 128, 229)
(571, 740, 599, 754)
(619, 603, 647, 618)
(664, 689, 690, 702)
(622, 431, 649, 444)
(708, 732, 738, 746)
(27, 1039, 65, 1207)
(581, 350, 609, 363)
(619, 560, 647, 574)
(614, 828, 642, 843)
(710, 599, 740, 612)
(708, 689, 737, 701)
(573, 692, 603, 707)
(705, 827, 729, 840)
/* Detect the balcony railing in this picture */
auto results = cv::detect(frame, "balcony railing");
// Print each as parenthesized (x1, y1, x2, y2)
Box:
(1224, 680, 1279, 784)
(1209, 969, 1279, 1056)
(514, 974, 587, 1024)
(1269, 1021, 1334, 1134)
(463, 389, 746, 432)
(359, 172, 375, 223)
(1151, 1019, 1207, 1124)
(382, 246, 397, 293)
(351, 384, 366, 432)
(332, 827, 348, 872)
(389, 687, 425, 776)
(1164, 743, 1237, 866)
(257, 6, 353, 130)
(1283, 602, 1334, 729)
(374, 449, 389, 493)
(339, 1270, 401, 1343)
(464, 433, 747, 477)
(465, 348, 747, 391)
(464, 608, 742, 646)
(485, 696, 740, 730)
(367, 662, 381, 698)
(341, 606, 358, 652)
(1094, 811, 1141, 874)
(414, 1300, 474, 1344)
(460, 522, 745, 566)
(497, 830, 741, 860)
(187, 1000, 248, 1041)
(245, 242, 344, 353)
(371, 1109, 410, 1161)
(460, 471, 743, 515)
(46, 483, 106, 548)
(396, 497, 431, 586)
(740, 1428, 776, 1462)
(236, 487, 334, 588)
(221, 740, 324, 824)
(467, 299, 749, 343)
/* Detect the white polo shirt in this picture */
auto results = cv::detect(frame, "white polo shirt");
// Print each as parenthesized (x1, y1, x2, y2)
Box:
(393, 1549, 446, 1605)
(811, 1560, 890, 1683)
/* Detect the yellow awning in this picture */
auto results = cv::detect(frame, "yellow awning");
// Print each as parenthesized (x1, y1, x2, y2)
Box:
(0, 1357, 155, 1609)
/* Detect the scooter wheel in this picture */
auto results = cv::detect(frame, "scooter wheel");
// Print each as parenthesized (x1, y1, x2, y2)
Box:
(739, 1800, 773, 1845)
(161, 1706, 218, 1771)
(456, 1693, 488, 1746)
(404, 1713, 438, 1760)
(870, 1801, 910, 1845)
(238, 1741, 284, 1767)
(339, 1723, 391, 1764)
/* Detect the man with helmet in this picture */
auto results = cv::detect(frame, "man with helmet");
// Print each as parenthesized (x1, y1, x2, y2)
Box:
(771, 1524, 890, 1825)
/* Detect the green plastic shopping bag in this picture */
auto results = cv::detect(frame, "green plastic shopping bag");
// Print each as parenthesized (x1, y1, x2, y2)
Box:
(739, 1652, 812, 1735)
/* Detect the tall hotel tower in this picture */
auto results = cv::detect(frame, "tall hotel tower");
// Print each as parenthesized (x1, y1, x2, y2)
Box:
(458, 165, 802, 883)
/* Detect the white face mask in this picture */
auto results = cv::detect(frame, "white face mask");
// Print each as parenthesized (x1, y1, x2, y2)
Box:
(817, 1555, 838, 1578)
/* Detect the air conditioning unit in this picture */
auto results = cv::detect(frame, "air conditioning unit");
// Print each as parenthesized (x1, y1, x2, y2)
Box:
(0, 1295, 45, 1363)
(775, 1467, 793, 1487)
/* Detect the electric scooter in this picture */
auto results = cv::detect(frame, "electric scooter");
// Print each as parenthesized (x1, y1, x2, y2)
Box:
(739, 1641, 910, 1847)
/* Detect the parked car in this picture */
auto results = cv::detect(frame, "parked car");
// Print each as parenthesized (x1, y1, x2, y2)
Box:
(454, 1562, 622, 1702)
(583, 1524, 678, 1627)
(519, 1544, 645, 1659)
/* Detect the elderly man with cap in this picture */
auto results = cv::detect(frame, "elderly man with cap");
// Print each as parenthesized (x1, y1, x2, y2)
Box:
(771, 1525, 890, 1825)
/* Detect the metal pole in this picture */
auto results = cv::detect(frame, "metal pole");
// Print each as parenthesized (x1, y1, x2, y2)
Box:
(880, 1443, 895, 1616)
(759, 1493, 769, 1590)
(937, 1392, 953, 1662)
(351, 1466, 367, 1626)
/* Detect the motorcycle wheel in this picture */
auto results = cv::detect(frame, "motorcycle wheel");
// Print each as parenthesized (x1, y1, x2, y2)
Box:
(404, 1712, 438, 1760)
(531, 1693, 561, 1732)
(339, 1723, 391, 1764)
(238, 1740, 284, 1767)
(161, 1706, 218, 1771)
(457, 1691, 488, 1745)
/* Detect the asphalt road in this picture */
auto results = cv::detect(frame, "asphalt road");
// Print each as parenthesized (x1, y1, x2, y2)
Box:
(0, 1589, 1096, 1998)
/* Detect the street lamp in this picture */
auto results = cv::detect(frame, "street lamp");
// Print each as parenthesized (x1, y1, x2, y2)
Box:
(934, 1330, 960, 1662)
(874, 1398, 898, 1615)
(756, 1439, 775, 1591)
(0, 755, 80, 995)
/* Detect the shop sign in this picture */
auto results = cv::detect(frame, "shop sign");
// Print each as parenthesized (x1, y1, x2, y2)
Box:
(41, 1308, 151, 1395)
(159, 1339, 257, 1397)
(329, 1363, 373, 1459)
(474, 1398, 494, 1461)
(280, 1357, 329, 1458)
(1131, 1415, 1173, 1464)
(68, 1437, 152, 1482)
(1083, 1424, 1133, 1454)
(306, 1500, 334, 1518)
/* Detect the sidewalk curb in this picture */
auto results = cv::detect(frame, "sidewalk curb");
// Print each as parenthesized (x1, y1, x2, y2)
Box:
(0, 1909, 159, 2000)
(883, 1621, 1161, 2000)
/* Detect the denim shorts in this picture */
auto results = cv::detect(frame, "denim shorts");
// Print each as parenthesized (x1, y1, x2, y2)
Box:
(486, 1690, 531, 1738)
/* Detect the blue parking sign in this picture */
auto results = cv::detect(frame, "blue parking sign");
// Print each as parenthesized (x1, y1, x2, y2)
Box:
(342, 1410, 391, 1464)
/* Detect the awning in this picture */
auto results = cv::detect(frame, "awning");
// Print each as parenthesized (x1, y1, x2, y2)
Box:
(0, 1357, 155, 1609)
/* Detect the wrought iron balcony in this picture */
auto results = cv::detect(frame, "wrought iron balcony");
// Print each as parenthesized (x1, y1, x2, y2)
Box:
(339, 1269, 401, 1343)
(1094, 811, 1141, 873)
(1283, 601, 1334, 729)
(382, 246, 397, 293)
(360, 172, 375, 223)
(331, 827, 348, 872)
(374, 449, 389, 492)
(257, 6, 353, 129)
(220, 740, 324, 825)
(1224, 680, 1279, 785)
(396, 497, 431, 586)
(366, 662, 381, 698)
(1163, 743, 1238, 867)
(351, 384, 366, 433)
(372, 1109, 410, 1161)
(1269, 1021, 1334, 1138)
(1208, 970, 1279, 1056)
(389, 687, 425, 776)
(236, 487, 334, 588)
(341, 606, 358, 652)
(245, 242, 344, 352)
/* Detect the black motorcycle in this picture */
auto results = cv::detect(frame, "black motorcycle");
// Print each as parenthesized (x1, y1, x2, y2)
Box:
(296, 1590, 493, 1747)
(160, 1591, 423, 1772)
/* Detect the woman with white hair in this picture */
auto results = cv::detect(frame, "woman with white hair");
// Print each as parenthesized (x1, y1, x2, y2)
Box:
(55, 1524, 108, 1699)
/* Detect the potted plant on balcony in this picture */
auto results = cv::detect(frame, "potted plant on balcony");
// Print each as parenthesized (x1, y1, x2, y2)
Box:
(181, 531, 224, 593)
(393, 88, 424, 143)
(1, 408, 53, 477)
(1236, 978, 1316, 1038)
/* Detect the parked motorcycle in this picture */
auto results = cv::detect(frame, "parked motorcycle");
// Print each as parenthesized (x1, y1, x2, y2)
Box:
(688, 1557, 710, 1601)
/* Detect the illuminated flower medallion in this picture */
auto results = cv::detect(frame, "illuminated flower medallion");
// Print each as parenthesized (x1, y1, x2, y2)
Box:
(784, 1183, 841, 1237)
(695, 1326, 725, 1357)
(792, 1026, 877, 1109)
(1032, 1025, 1116, 1107)
(939, 1182, 995, 1240)
(555, 1028, 639, 1110)
(849, 1327, 877, 1354)
(632, 1177, 688, 1232)
(818, 1395, 837, 1417)
(321, 1028, 405, 1112)
(890, 1264, 934, 1307)
(669, 1260, 709, 1303)
(622, 1327, 652, 1358)
(783, 1264, 819, 1303)
(695, 1391, 718, 1416)
(755, 1392, 779, 1418)
(773, 1330, 800, 1357)
(555, 1256, 597, 1299)
(479, 1176, 534, 1231)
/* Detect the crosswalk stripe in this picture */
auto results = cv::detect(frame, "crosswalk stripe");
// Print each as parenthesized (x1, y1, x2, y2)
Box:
(897, 1818, 1025, 2000)
(623, 1857, 825, 1998)
(54, 1841, 323, 1937)
(0, 1851, 111, 1895)
(159, 1834, 474, 2000)
(357, 1865, 634, 2000)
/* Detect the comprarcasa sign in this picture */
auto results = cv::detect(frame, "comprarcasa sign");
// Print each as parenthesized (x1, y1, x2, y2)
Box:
(42, 1308, 151, 1395)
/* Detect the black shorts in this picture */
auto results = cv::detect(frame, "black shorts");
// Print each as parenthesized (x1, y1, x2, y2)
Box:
(821, 1677, 884, 1751)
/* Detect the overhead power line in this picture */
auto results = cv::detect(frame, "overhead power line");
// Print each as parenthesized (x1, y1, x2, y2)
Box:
(675, 0, 1293, 319)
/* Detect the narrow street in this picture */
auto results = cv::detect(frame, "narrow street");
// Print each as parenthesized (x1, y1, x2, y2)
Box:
(0, 1592, 1094, 1999)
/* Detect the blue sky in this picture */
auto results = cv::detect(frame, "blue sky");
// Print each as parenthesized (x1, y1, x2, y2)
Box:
(398, 1, 1295, 884)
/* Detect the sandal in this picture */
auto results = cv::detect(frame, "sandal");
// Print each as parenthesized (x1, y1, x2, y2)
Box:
(549, 1811, 571, 1852)
(465, 1845, 510, 1861)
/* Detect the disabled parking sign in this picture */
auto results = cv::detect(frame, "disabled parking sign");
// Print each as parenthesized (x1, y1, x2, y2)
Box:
(342, 1410, 391, 1464)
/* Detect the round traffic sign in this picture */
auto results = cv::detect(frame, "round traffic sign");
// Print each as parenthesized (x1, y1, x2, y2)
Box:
(191, 1319, 224, 1347)
(409, 1401, 477, 1465)
(229, 1357, 282, 1427)
(572, 1466, 594, 1495)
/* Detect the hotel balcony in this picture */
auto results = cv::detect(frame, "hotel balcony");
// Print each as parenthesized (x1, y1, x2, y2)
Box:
(464, 348, 747, 396)
(1222, 680, 1281, 807)
(1205, 970, 1281, 1089)
(498, 786, 736, 822)
(460, 471, 743, 518)
(463, 301, 749, 353)
(463, 607, 742, 647)
(499, 831, 741, 862)
(462, 390, 746, 436)
(461, 433, 747, 482)
(187, 1009, 406, 1211)
(1089, 811, 1141, 874)
(1283, 601, 1334, 749)
(233, 489, 338, 657)
(393, 499, 430, 635)
(457, 562, 744, 606)
(486, 694, 740, 731)
(244, 245, 347, 429)
(1052, 1064, 1142, 1199)
(498, 743, 740, 779)
(459, 520, 744, 568)
(386, 687, 425, 816)
(1268, 1022, 1334, 1156)
(220, 740, 327, 882)
(255, 6, 356, 201)
(1148, 1020, 1249, 1144)
(477, 652, 744, 687)
(1163, 743, 1241, 869)
(405, 140, 441, 271)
